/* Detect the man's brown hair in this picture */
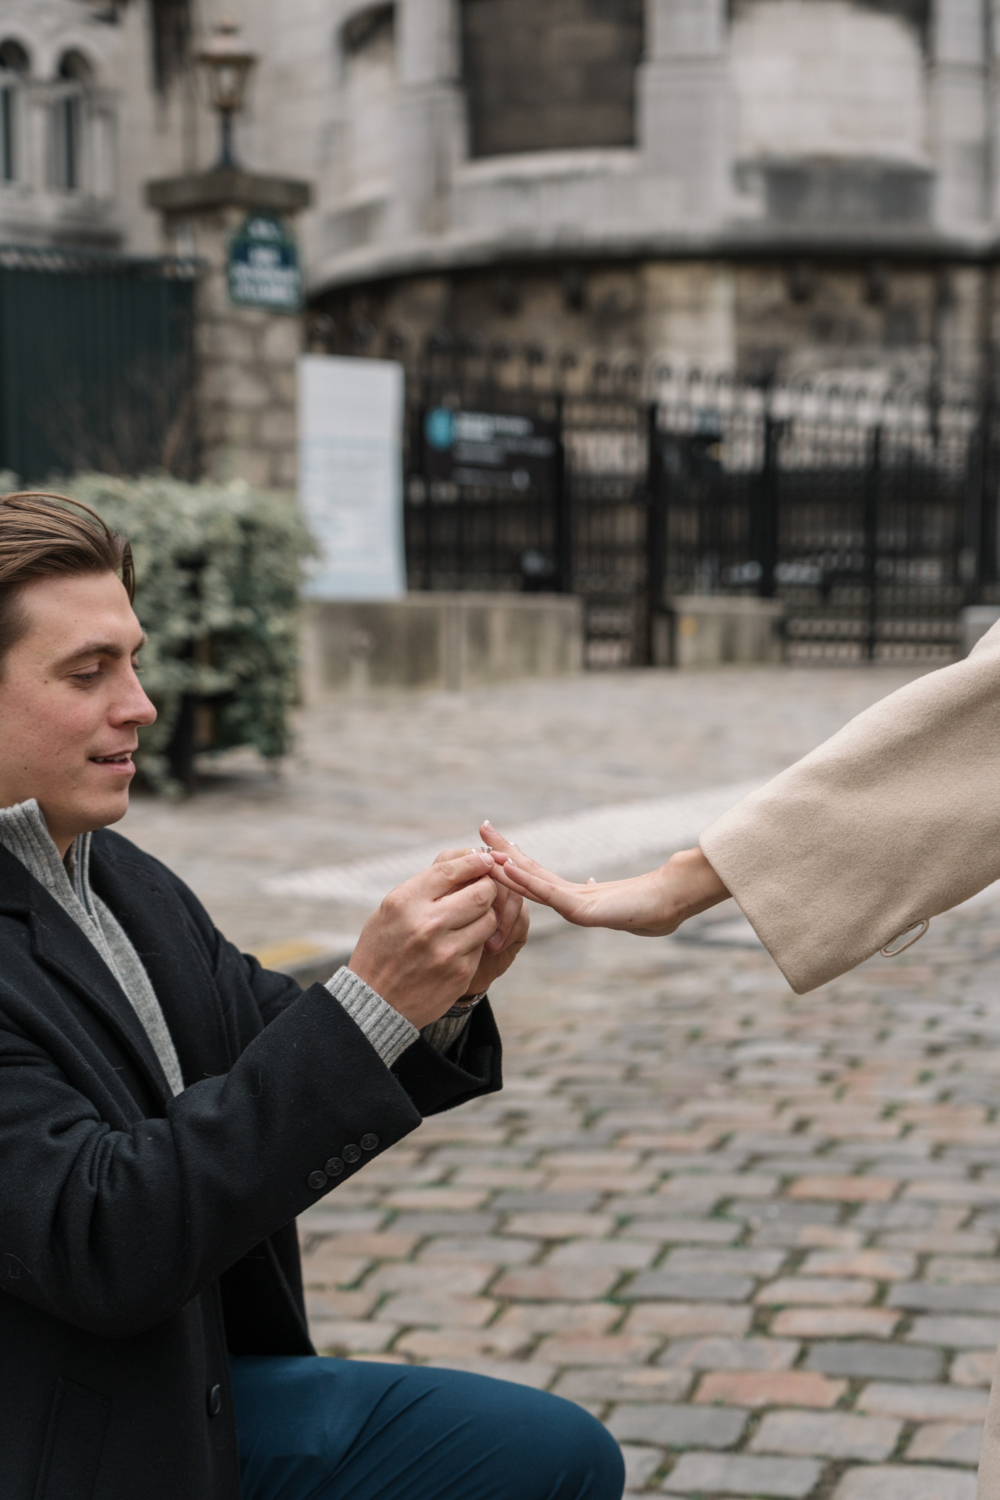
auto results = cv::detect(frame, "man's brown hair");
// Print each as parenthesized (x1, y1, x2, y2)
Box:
(0, 491, 135, 666)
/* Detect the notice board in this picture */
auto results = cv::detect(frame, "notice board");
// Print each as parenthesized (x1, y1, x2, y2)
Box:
(297, 355, 406, 599)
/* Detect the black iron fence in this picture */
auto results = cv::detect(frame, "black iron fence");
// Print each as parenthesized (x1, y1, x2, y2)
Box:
(402, 345, 998, 666)
(0, 244, 197, 484)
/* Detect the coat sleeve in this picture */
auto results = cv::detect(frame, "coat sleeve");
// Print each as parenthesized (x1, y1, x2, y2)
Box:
(0, 982, 423, 1340)
(699, 621, 1000, 994)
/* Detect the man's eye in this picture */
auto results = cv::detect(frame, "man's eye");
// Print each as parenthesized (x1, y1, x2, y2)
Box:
(72, 669, 101, 684)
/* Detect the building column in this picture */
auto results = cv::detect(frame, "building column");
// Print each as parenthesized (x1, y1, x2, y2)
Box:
(930, 0, 990, 231)
(147, 169, 311, 489)
(390, 0, 463, 238)
(637, 0, 730, 223)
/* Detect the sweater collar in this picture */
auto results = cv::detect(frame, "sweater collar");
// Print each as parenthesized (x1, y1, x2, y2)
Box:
(0, 800, 93, 915)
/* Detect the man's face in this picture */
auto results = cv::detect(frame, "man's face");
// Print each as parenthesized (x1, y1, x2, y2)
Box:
(0, 571, 156, 854)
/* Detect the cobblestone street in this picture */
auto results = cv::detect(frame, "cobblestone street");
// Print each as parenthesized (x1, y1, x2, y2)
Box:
(297, 889, 1000, 1499)
(126, 663, 1000, 1497)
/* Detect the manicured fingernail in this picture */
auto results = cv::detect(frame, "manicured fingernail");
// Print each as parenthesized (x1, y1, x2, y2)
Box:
(483, 820, 494, 829)
(587, 877, 597, 884)
(507, 864, 521, 878)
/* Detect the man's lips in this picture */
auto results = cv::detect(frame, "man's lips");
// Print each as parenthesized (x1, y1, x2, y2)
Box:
(89, 751, 136, 766)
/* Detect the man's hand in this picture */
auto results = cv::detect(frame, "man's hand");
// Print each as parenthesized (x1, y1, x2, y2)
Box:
(481, 823, 730, 937)
(349, 850, 501, 1029)
(433, 847, 530, 996)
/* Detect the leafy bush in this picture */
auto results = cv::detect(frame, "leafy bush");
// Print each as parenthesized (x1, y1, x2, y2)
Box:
(64, 475, 315, 795)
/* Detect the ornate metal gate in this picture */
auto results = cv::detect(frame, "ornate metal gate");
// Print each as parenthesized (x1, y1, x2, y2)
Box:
(403, 346, 993, 667)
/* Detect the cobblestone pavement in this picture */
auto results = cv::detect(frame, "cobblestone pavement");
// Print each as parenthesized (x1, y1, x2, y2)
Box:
(120, 662, 1000, 1497)
(299, 892, 1000, 1499)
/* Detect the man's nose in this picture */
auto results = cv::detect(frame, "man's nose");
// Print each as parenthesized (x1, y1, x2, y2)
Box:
(112, 670, 157, 727)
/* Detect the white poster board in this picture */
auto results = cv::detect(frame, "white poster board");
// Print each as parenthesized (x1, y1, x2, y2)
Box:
(297, 355, 406, 599)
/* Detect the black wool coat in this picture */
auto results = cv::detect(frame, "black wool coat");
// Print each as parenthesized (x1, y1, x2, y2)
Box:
(0, 829, 502, 1500)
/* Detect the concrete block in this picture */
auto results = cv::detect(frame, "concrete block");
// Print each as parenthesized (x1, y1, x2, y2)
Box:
(537, 1331, 659, 1365)
(491, 1266, 618, 1299)
(888, 1281, 1000, 1313)
(665, 1451, 821, 1497)
(950, 1349, 996, 1386)
(804, 1340, 943, 1382)
(620, 1443, 662, 1491)
(693, 1370, 846, 1408)
(960, 606, 1000, 655)
(668, 595, 784, 668)
(624, 1272, 755, 1302)
(770, 1307, 900, 1338)
(751, 1409, 902, 1460)
(907, 1422, 983, 1464)
(659, 1336, 800, 1372)
(301, 593, 584, 696)
(857, 1382, 989, 1422)
(832, 1464, 977, 1500)
(553, 1367, 692, 1405)
(627, 1302, 754, 1337)
(609, 1402, 747, 1448)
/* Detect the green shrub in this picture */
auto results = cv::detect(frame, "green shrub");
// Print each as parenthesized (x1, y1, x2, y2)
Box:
(64, 475, 315, 795)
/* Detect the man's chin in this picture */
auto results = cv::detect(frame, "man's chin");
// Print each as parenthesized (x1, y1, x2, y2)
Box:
(78, 787, 133, 834)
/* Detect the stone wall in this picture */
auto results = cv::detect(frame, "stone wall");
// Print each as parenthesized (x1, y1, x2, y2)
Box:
(313, 255, 988, 397)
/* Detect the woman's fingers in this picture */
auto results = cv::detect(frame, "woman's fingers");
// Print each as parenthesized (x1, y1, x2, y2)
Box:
(480, 822, 575, 891)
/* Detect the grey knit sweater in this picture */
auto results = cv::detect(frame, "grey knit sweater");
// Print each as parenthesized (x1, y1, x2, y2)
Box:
(0, 801, 476, 1092)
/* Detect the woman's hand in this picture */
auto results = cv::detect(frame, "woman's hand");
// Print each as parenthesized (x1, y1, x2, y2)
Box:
(480, 822, 730, 937)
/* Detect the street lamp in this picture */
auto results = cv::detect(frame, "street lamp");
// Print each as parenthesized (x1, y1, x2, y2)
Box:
(197, 18, 257, 170)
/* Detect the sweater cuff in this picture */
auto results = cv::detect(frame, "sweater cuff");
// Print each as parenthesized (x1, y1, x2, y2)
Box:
(325, 967, 419, 1068)
(420, 992, 487, 1055)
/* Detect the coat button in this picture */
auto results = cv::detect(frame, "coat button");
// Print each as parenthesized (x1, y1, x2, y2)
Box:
(360, 1133, 379, 1152)
(208, 1384, 222, 1418)
(341, 1144, 361, 1164)
(307, 1169, 328, 1190)
(325, 1157, 344, 1177)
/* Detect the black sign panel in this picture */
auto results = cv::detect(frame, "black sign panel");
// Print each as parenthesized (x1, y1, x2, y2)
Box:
(423, 407, 558, 492)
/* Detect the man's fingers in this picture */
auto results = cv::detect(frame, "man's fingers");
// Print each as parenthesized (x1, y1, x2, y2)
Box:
(485, 888, 523, 952)
(433, 874, 499, 930)
(433, 847, 475, 866)
(417, 849, 496, 897)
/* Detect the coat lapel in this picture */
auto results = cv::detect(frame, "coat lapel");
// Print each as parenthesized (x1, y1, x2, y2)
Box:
(88, 834, 234, 1088)
(0, 844, 173, 1105)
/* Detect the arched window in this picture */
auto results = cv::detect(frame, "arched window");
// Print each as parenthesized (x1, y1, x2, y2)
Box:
(0, 40, 30, 184)
(51, 50, 94, 192)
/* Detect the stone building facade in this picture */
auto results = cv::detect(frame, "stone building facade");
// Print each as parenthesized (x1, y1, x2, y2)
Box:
(4, 0, 1000, 401)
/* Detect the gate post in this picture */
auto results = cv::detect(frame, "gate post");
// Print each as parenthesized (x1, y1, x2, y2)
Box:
(754, 415, 781, 599)
(646, 401, 670, 665)
(554, 395, 574, 596)
(147, 167, 311, 489)
(863, 425, 883, 660)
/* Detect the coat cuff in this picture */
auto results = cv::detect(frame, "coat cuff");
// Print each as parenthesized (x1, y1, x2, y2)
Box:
(325, 967, 418, 1068)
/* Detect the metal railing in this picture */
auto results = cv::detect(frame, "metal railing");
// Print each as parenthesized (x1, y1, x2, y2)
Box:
(400, 343, 996, 666)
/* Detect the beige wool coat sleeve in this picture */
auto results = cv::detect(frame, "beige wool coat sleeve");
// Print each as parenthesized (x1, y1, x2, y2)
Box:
(698, 620, 1000, 1500)
(699, 619, 1000, 996)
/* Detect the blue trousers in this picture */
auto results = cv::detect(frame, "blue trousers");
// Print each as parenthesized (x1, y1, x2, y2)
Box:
(230, 1355, 625, 1500)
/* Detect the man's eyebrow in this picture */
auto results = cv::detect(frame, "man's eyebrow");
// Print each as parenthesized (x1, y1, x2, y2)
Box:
(55, 632, 147, 668)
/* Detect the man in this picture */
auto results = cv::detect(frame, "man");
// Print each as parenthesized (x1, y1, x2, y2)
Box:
(0, 492, 624, 1500)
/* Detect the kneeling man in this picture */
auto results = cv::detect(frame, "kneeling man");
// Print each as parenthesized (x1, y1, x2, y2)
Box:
(0, 492, 624, 1500)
